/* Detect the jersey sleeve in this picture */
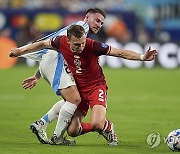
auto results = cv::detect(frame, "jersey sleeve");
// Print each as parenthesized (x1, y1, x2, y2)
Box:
(50, 36, 61, 50)
(93, 41, 111, 56)
(48, 21, 89, 38)
(55, 21, 89, 37)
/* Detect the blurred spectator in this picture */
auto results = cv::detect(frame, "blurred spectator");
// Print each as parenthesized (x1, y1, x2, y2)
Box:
(10, 0, 26, 8)
(136, 21, 150, 45)
(104, 15, 132, 43)
(0, 0, 126, 10)
(0, 27, 18, 69)
(0, 28, 12, 38)
(24, 0, 61, 9)
(16, 19, 44, 46)
(0, 0, 9, 8)
(153, 19, 171, 43)
(0, 0, 179, 43)
(137, 28, 150, 45)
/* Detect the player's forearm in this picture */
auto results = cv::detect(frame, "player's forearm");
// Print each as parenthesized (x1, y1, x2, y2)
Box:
(34, 69, 41, 79)
(109, 48, 142, 61)
(19, 40, 50, 55)
(118, 50, 141, 60)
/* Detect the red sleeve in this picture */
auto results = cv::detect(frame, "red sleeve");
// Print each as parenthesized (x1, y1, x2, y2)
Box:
(50, 36, 61, 50)
(93, 40, 111, 56)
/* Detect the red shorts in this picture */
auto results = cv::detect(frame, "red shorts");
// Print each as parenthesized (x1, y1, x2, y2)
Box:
(77, 85, 108, 116)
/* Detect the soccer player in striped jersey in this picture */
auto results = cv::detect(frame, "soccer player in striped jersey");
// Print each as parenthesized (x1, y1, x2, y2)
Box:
(17, 8, 106, 145)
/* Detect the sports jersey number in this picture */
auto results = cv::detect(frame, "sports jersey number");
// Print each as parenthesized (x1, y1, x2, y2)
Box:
(63, 61, 75, 81)
(98, 89, 105, 102)
(64, 62, 71, 74)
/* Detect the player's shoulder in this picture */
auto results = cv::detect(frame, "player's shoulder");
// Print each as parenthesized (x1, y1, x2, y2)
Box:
(86, 38, 94, 44)
(51, 35, 67, 46)
(85, 38, 96, 50)
(60, 35, 68, 43)
(75, 21, 88, 26)
(52, 35, 64, 41)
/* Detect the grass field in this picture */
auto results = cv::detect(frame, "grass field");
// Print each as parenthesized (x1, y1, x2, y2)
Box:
(0, 65, 180, 154)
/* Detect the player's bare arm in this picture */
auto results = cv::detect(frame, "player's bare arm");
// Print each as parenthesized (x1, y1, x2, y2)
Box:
(22, 69, 41, 89)
(9, 39, 51, 57)
(109, 46, 157, 61)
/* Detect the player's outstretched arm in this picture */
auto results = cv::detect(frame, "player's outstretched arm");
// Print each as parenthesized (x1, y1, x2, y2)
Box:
(108, 46, 157, 61)
(9, 39, 51, 58)
(22, 69, 41, 89)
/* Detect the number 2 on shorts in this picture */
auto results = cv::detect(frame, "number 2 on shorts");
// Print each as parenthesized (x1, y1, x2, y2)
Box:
(98, 89, 105, 102)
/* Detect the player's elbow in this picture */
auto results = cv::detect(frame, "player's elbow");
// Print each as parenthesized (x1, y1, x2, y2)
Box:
(43, 39, 51, 48)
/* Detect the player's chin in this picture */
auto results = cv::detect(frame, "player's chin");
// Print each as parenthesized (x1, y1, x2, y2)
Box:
(73, 50, 82, 53)
(92, 29, 99, 34)
(77, 50, 83, 53)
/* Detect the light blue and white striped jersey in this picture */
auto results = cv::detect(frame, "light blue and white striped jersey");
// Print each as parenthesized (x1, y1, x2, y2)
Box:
(20, 21, 89, 61)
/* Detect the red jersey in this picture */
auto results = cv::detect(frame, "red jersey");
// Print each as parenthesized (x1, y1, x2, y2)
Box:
(51, 35, 111, 93)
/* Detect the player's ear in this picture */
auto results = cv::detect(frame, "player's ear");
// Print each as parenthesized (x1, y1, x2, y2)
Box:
(67, 38, 70, 44)
(84, 14, 88, 21)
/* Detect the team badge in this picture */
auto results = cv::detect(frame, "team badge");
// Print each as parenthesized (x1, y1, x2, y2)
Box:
(101, 43, 108, 48)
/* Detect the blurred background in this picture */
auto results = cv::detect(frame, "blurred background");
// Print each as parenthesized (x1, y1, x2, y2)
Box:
(1, 1, 180, 153)
(0, 0, 180, 69)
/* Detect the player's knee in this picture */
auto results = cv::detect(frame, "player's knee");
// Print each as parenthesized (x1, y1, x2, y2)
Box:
(67, 127, 79, 137)
(60, 88, 81, 105)
(66, 95, 81, 106)
(73, 95, 81, 104)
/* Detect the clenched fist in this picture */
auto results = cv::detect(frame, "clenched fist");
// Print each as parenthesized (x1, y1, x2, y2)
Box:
(9, 48, 22, 57)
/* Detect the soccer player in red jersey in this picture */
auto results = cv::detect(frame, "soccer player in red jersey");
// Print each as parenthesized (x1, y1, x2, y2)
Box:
(18, 8, 106, 145)
(21, 8, 106, 145)
(9, 25, 157, 146)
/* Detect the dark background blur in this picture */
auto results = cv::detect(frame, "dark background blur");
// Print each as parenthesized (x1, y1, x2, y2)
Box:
(0, 0, 180, 69)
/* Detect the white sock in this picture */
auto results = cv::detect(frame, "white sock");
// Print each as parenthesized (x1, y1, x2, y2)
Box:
(40, 100, 65, 129)
(54, 101, 77, 138)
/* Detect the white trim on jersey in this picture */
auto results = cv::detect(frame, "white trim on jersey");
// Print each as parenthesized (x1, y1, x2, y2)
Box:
(19, 21, 89, 61)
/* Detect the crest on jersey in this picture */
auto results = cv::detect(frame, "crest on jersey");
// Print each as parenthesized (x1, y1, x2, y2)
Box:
(101, 43, 108, 48)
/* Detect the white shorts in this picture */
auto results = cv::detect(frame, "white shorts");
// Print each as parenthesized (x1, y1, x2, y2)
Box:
(39, 50, 76, 95)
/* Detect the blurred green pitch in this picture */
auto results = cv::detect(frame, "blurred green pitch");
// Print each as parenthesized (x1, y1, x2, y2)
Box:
(0, 65, 179, 154)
